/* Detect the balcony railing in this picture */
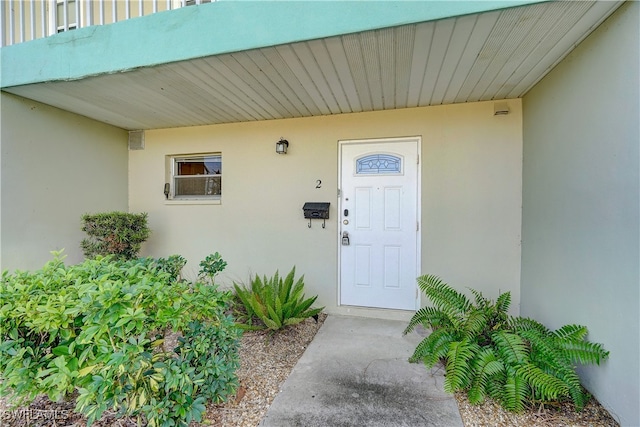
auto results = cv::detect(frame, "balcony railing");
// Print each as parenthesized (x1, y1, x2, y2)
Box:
(1, 0, 213, 47)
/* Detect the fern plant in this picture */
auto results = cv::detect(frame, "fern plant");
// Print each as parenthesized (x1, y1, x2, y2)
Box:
(404, 274, 609, 412)
(233, 267, 323, 331)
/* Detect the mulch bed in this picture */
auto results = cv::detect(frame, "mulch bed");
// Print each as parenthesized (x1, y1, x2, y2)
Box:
(1, 313, 619, 427)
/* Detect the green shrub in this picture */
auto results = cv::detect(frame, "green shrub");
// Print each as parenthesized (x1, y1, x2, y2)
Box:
(233, 267, 323, 331)
(404, 275, 609, 412)
(0, 251, 240, 427)
(198, 252, 227, 285)
(81, 211, 151, 260)
(156, 254, 187, 282)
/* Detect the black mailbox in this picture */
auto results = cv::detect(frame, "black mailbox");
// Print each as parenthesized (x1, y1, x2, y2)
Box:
(303, 202, 330, 219)
(303, 202, 330, 228)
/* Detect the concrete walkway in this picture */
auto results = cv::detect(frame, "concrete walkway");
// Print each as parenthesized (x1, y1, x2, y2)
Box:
(260, 315, 464, 427)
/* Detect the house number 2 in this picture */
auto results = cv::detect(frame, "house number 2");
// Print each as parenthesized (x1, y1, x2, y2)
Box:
(316, 180, 322, 189)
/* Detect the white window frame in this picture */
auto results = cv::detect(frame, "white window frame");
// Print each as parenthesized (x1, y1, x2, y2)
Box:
(175, 0, 212, 7)
(49, 0, 79, 35)
(166, 153, 222, 204)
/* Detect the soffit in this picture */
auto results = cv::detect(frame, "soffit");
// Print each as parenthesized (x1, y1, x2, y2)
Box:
(2, 1, 623, 130)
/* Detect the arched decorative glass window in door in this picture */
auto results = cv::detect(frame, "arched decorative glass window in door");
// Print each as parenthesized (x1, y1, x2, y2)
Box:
(355, 154, 402, 175)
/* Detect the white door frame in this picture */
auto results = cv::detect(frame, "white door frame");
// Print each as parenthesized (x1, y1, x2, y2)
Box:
(337, 136, 422, 310)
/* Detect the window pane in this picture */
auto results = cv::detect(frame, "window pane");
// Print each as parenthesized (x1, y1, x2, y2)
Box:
(356, 154, 402, 174)
(186, 0, 212, 5)
(57, 1, 77, 27)
(171, 154, 221, 199)
(176, 156, 221, 176)
(175, 176, 221, 196)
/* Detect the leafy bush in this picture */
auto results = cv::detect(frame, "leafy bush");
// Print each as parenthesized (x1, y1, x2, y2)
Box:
(199, 252, 227, 285)
(81, 211, 151, 260)
(156, 254, 187, 282)
(0, 251, 240, 427)
(404, 275, 609, 412)
(233, 267, 323, 331)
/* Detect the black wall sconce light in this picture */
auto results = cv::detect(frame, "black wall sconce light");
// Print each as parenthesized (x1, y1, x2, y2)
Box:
(276, 138, 289, 154)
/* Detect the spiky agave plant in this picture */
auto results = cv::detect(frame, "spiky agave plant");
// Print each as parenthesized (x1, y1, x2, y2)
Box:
(404, 274, 609, 412)
(233, 267, 324, 331)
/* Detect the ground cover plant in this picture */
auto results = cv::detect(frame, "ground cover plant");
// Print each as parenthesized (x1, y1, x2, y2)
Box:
(233, 267, 324, 331)
(81, 211, 151, 260)
(0, 251, 240, 427)
(405, 274, 609, 413)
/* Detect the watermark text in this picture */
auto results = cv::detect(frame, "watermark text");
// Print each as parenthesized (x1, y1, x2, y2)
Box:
(0, 408, 72, 422)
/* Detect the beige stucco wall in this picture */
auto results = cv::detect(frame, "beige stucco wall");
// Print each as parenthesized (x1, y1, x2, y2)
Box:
(521, 2, 639, 425)
(130, 100, 523, 317)
(0, 92, 129, 271)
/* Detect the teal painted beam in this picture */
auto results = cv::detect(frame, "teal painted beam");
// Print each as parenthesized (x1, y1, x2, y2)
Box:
(1, 0, 548, 88)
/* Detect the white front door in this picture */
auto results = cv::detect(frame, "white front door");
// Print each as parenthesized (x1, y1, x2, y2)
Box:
(339, 137, 420, 310)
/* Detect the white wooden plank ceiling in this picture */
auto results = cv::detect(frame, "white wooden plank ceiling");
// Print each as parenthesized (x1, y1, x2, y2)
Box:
(4, 1, 623, 130)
